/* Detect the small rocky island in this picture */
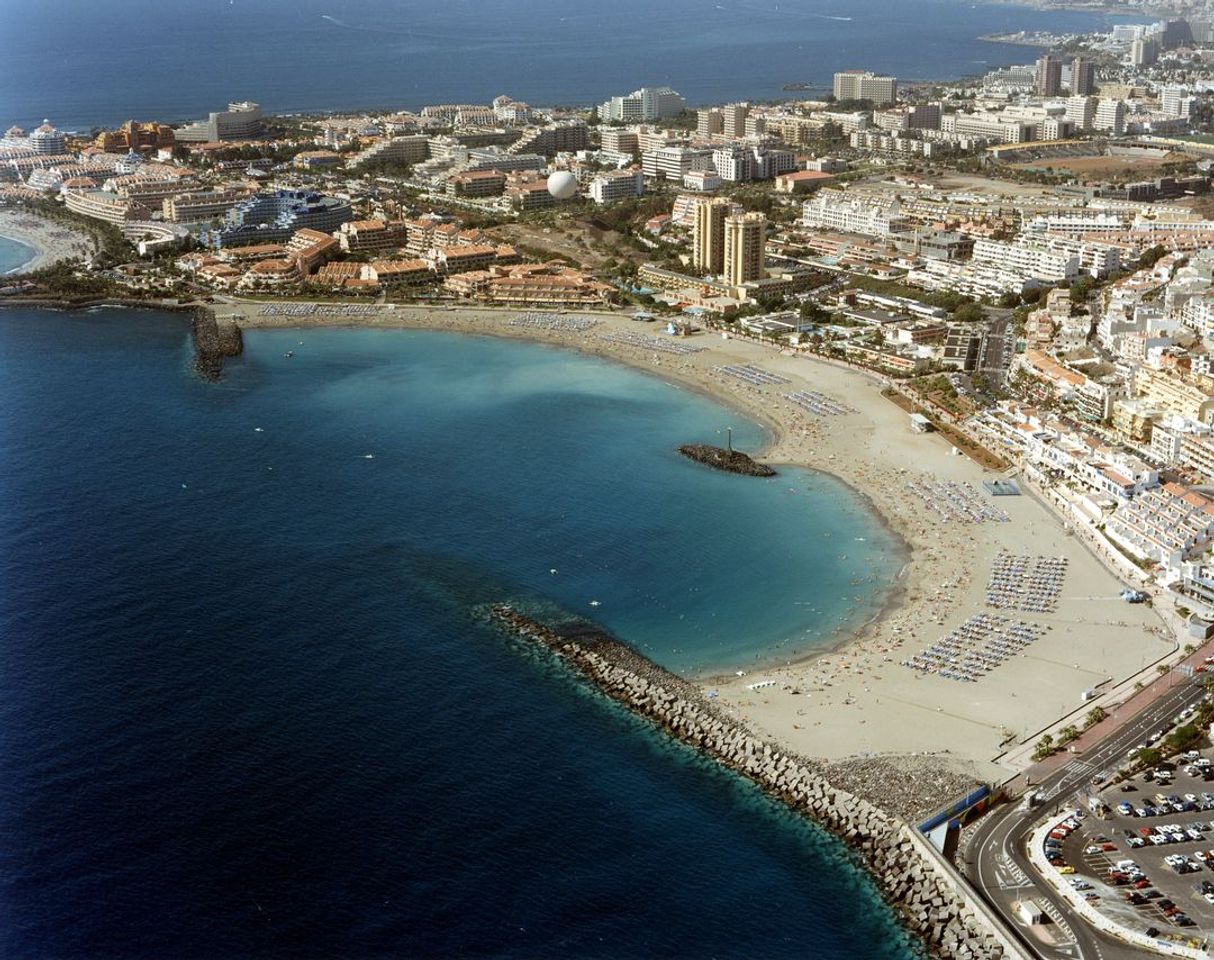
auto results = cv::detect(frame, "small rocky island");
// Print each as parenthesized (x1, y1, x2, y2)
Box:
(678, 443, 776, 477)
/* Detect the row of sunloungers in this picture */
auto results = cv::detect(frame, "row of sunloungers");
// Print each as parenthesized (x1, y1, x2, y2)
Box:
(905, 477, 1010, 524)
(903, 613, 1047, 682)
(784, 390, 852, 417)
(599, 332, 703, 355)
(508, 312, 600, 332)
(715, 364, 790, 386)
(258, 303, 379, 317)
(985, 553, 1068, 613)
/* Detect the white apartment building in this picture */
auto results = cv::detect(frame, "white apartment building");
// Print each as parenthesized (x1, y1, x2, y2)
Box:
(1026, 212, 1128, 236)
(941, 112, 1036, 143)
(1180, 297, 1214, 340)
(1094, 99, 1127, 136)
(175, 101, 263, 142)
(641, 146, 714, 181)
(832, 71, 897, 105)
(971, 238, 1081, 284)
(588, 168, 644, 204)
(1065, 96, 1097, 131)
(1161, 86, 1197, 119)
(711, 144, 796, 182)
(1105, 482, 1214, 570)
(349, 136, 430, 168)
(800, 189, 911, 238)
(599, 87, 686, 123)
(982, 65, 1037, 93)
(907, 257, 1041, 299)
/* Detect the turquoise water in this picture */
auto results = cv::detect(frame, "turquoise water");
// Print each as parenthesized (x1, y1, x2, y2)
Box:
(0, 234, 36, 274)
(232, 324, 902, 675)
(0, 308, 918, 958)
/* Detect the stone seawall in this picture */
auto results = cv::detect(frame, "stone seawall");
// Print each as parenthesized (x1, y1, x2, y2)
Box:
(486, 604, 1023, 960)
(191, 308, 243, 381)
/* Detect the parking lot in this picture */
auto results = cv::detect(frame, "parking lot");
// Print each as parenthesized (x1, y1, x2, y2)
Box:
(1046, 748, 1214, 946)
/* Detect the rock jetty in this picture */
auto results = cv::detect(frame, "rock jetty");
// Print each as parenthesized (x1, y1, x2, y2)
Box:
(485, 604, 1018, 960)
(678, 443, 776, 477)
(191, 308, 243, 381)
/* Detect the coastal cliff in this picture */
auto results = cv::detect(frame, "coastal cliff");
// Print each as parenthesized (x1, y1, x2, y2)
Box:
(678, 443, 776, 477)
(484, 603, 1018, 960)
(191, 309, 243, 381)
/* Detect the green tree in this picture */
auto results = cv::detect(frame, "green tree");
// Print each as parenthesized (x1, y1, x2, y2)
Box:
(1083, 706, 1107, 729)
(1070, 276, 1096, 301)
(1032, 733, 1055, 761)
(1140, 245, 1169, 269)
(1137, 746, 1163, 768)
(1165, 723, 1203, 754)
(952, 302, 984, 324)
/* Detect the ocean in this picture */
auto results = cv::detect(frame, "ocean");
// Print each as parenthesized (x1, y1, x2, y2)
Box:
(0, 0, 1147, 130)
(0, 235, 36, 275)
(0, 307, 919, 959)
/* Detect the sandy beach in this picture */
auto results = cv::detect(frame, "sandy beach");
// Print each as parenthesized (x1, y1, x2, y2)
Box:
(223, 299, 1175, 784)
(0, 208, 96, 273)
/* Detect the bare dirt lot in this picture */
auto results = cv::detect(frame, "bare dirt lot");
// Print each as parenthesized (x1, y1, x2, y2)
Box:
(1008, 153, 1190, 177)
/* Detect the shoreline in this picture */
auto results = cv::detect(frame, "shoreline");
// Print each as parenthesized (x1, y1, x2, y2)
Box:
(5, 297, 1173, 786)
(0, 234, 37, 275)
(224, 301, 1170, 783)
(0, 209, 97, 273)
(235, 304, 917, 675)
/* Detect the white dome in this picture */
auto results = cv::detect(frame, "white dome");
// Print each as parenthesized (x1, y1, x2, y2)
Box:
(547, 170, 577, 200)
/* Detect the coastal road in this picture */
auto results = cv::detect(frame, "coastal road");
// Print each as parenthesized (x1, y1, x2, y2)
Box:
(966, 675, 1208, 960)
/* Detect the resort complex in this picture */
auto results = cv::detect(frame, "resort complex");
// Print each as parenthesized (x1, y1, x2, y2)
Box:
(18, 7, 1214, 960)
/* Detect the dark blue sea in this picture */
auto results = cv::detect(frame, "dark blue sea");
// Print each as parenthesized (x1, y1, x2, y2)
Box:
(0, 307, 921, 959)
(0, 0, 1148, 130)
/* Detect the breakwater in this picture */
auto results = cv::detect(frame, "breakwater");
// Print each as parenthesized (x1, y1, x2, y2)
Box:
(191, 308, 243, 381)
(678, 443, 776, 477)
(485, 603, 1021, 960)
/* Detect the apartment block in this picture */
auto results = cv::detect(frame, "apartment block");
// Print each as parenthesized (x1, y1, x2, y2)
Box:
(724, 212, 766, 287)
(693, 197, 731, 275)
(588, 168, 644, 204)
(832, 71, 897, 105)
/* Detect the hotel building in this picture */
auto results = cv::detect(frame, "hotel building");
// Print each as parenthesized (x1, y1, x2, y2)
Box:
(204, 190, 353, 248)
(724, 212, 766, 287)
(349, 135, 431, 168)
(64, 189, 143, 224)
(588, 168, 644, 204)
(693, 197, 731, 275)
(162, 188, 252, 223)
(832, 71, 897, 105)
(641, 146, 714, 181)
(337, 219, 408, 254)
(361, 259, 434, 286)
(599, 87, 686, 123)
(447, 169, 507, 197)
(970, 238, 1081, 284)
(801, 189, 911, 238)
(175, 101, 264, 142)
